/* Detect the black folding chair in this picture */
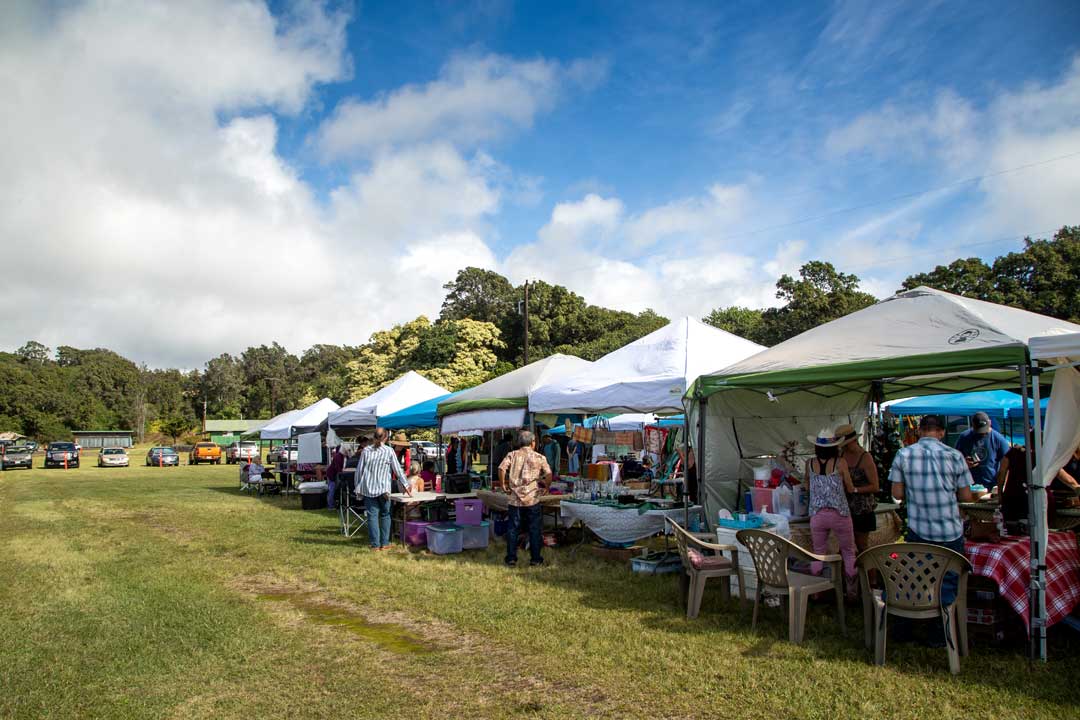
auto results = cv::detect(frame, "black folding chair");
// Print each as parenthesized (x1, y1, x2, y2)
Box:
(338, 479, 367, 538)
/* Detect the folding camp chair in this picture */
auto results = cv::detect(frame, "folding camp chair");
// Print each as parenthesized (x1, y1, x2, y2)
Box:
(338, 480, 367, 538)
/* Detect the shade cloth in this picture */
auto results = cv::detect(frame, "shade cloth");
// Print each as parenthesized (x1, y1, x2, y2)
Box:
(964, 531, 1080, 629)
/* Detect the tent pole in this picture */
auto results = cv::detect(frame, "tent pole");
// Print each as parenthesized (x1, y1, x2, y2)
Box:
(1028, 364, 1048, 662)
(1018, 363, 1041, 663)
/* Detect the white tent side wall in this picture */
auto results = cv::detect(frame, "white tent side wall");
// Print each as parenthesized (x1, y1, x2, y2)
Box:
(691, 386, 869, 512)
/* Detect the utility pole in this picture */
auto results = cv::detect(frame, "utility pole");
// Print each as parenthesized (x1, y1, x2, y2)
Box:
(523, 280, 530, 366)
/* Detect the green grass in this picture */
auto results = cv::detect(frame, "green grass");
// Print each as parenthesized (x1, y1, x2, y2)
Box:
(1, 454, 1078, 719)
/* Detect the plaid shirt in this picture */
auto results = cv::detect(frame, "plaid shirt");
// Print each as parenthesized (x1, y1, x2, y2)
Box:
(890, 437, 973, 542)
(498, 447, 551, 507)
(354, 444, 408, 498)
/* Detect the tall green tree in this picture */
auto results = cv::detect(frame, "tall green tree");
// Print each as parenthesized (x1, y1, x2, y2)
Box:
(440, 267, 517, 325)
(202, 353, 245, 418)
(240, 343, 302, 416)
(702, 306, 767, 345)
(758, 261, 877, 345)
(901, 227, 1080, 322)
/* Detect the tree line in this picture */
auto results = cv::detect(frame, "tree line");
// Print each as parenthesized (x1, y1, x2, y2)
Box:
(1, 226, 1075, 443)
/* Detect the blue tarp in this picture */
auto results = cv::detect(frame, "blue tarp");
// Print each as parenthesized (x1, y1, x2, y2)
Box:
(379, 391, 462, 429)
(889, 391, 1031, 419)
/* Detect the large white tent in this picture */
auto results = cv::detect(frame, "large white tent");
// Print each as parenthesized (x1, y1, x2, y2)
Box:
(259, 398, 340, 440)
(328, 371, 449, 431)
(530, 316, 764, 415)
(436, 354, 591, 435)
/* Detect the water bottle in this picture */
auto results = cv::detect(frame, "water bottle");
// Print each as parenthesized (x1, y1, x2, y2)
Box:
(993, 507, 1006, 537)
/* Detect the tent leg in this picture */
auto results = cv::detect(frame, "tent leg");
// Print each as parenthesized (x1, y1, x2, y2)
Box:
(1026, 365, 1048, 663)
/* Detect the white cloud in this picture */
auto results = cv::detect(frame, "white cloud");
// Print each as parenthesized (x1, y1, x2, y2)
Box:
(0, 1, 512, 368)
(825, 89, 980, 169)
(624, 183, 752, 250)
(316, 53, 607, 159)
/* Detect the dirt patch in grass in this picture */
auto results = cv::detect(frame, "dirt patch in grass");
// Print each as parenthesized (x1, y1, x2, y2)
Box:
(230, 573, 616, 718)
(77, 503, 201, 544)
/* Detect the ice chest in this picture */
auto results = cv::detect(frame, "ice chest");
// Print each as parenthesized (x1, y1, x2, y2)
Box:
(425, 523, 463, 554)
(298, 481, 328, 510)
(405, 520, 433, 547)
(461, 521, 490, 549)
(454, 498, 483, 526)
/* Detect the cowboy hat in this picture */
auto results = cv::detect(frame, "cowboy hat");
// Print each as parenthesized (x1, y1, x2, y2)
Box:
(806, 428, 843, 448)
(389, 432, 410, 447)
(834, 423, 858, 446)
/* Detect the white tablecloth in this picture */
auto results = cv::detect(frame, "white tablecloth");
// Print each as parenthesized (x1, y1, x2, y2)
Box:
(560, 501, 703, 544)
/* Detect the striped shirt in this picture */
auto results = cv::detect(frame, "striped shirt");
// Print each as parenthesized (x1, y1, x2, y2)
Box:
(354, 444, 408, 498)
(889, 437, 973, 542)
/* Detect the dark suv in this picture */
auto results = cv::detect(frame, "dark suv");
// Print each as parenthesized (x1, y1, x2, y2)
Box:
(44, 441, 80, 469)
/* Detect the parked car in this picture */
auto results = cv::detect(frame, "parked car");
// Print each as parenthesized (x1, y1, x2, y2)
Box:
(23, 440, 38, 453)
(225, 441, 260, 464)
(44, 441, 80, 469)
(411, 440, 440, 462)
(97, 447, 130, 468)
(1, 444, 33, 470)
(188, 442, 222, 465)
(266, 444, 297, 464)
(146, 447, 180, 467)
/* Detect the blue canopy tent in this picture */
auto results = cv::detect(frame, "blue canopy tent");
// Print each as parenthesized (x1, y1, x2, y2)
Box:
(379, 391, 462, 429)
(887, 390, 1025, 418)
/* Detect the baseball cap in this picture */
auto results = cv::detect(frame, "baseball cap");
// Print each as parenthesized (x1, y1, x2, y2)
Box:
(972, 411, 991, 434)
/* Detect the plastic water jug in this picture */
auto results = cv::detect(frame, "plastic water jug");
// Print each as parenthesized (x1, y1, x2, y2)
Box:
(772, 483, 793, 516)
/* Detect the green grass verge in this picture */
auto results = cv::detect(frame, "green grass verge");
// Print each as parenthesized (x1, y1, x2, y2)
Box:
(1, 456, 1078, 719)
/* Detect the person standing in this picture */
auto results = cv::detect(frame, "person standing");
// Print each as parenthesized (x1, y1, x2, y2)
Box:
(325, 445, 346, 509)
(954, 412, 1010, 492)
(354, 428, 411, 550)
(490, 432, 513, 488)
(835, 423, 880, 553)
(498, 430, 552, 567)
(541, 434, 561, 478)
(805, 429, 858, 596)
(889, 415, 974, 604)
(446, 437, 459, 474)
(566, 436, 582, 475)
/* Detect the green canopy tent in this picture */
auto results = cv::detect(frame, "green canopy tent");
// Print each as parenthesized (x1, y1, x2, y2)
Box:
(685, 287, 1080, 661)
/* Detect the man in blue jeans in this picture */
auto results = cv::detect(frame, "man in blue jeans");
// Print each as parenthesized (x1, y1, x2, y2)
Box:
(354, 428, 411, 550)
(498, 430, 552, 567)
(890, 415, 974, 644)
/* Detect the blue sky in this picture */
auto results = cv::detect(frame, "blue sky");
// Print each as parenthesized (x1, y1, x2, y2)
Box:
(2, 0, 1079, 367)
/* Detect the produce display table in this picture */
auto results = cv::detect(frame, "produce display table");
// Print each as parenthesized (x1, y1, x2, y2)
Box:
(964, 530, 1080, 629)
(559, 499, 703, 545)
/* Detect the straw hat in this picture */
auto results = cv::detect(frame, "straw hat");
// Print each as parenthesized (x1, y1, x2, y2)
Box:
(806, 428, 843, 448)
(389, 432, 410, 447)
(834, 423, 858, 447)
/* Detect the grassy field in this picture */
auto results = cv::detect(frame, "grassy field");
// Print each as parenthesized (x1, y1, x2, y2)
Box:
(2, 451, 1078, 720)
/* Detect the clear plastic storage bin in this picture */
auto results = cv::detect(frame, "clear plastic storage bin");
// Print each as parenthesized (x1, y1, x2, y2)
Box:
(425, 523, 463, 554)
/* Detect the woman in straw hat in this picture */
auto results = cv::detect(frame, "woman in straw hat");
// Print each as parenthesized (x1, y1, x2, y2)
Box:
(805, 429, 858, 597)
(390, 432, 411, 478)
(835, 423, 879, 554)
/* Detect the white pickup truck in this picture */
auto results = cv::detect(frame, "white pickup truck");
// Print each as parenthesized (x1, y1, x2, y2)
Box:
(225, 441, 261, 465)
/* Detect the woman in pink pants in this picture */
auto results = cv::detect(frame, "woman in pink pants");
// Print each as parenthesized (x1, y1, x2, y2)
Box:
(805, 429, 858, 598)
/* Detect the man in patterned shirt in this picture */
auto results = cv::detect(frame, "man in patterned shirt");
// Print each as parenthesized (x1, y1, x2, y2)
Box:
(890, 414, 974, 622)
(354, 428, 411, 550)
(498, 429, 551, 567)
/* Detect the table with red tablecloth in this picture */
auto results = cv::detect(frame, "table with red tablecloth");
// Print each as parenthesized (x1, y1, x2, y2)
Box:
(964, 531, 1080, 629)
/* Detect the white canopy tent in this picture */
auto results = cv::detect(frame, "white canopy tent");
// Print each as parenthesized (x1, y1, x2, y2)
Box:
(687, 288, 1080, 662)
(530, 316, 764, 415)
(259, 398, 340, 440)
(437, 354, 591, 435)
(328, 371, 449, 432)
